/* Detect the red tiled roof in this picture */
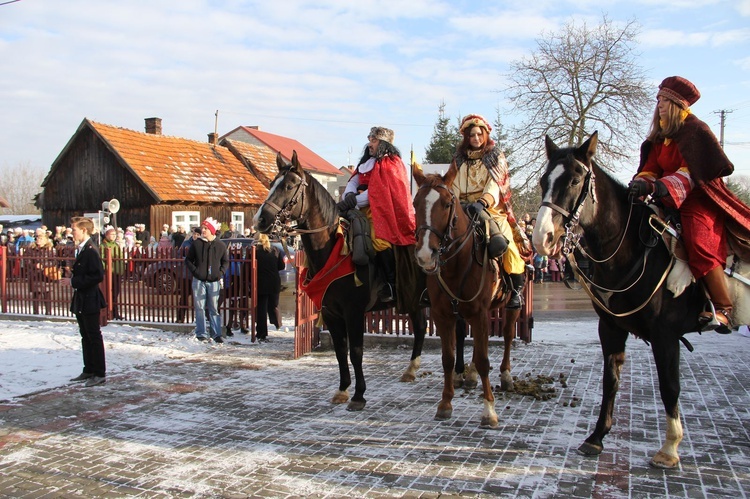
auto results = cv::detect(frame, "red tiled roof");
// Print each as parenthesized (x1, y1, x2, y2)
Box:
(223, 139, 278, 187)
(226, 127, 342, 176)
(88, 120, 268, 204)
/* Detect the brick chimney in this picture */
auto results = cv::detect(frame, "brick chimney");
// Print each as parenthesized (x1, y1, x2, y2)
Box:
(207, 132, 217, 146)
(145, 117, 162, 135)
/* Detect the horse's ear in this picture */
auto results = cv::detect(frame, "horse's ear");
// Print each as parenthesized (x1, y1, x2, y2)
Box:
(583, 131, 599, 160)
(413, 162, 426, 187)
(276, 152, 285, 171)
(290, 150, 303, 175)
(544, 135, 559, 158)
(444, 159, 459, 188)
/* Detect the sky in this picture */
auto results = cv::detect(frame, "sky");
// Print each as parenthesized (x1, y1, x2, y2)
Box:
(2, 0, 750, 185)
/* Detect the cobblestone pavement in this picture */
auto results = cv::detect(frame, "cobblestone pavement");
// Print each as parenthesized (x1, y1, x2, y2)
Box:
(1, 312, 749, 498)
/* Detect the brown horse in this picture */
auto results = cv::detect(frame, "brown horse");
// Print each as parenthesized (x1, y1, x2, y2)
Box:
(412, 163, 520, 428)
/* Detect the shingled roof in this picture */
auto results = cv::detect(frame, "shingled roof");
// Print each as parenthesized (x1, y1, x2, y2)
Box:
(47, 119, 269, 205)
(222, 126, 342, 177)
(222, 139, 278, 188)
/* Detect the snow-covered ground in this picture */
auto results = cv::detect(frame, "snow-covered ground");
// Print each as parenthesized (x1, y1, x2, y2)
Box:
(2, 315, 747, 402)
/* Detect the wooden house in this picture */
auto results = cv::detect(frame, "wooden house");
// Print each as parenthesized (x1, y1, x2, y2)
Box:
(39, 118, 269, 236)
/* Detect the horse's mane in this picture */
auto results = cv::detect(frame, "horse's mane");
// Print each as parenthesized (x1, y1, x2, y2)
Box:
(301, 168, 339, 225)
(420, 172, 448, 189)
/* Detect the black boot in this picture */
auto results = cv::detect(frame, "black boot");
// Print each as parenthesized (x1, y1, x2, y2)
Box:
(472, 205, 508, 259)
(376, 247, 396, 302)
(507, 272, 525, 309)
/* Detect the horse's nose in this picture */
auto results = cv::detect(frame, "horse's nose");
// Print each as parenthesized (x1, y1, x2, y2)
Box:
(414, 244, 437, 270)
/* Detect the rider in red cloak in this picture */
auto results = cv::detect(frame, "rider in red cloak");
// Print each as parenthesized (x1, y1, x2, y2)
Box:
(336, 126, 416, 302)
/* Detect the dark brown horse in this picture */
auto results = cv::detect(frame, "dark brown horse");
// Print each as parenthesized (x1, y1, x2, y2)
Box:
(253, 152, 428, 411)
(532, 132, 718, 468)
(412, 163, 520, 428)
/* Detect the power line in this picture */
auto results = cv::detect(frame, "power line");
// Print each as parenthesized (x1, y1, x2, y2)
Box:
(0, 0, 22, 6)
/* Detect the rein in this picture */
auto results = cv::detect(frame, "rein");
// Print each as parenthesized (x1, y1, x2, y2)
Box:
(415, 183, 490, 303)
(263, 169, 339, 237)
(545, 158, 675, 317)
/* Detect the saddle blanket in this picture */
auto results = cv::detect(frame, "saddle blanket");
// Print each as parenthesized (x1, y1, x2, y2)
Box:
(299, 230, 356, 309)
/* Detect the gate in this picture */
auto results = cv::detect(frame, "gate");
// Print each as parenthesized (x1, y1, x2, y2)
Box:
(293, 249, 319, 359)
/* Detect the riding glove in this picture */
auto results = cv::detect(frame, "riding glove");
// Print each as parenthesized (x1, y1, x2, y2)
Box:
(652, 180, 669, 198)
(627, 179, 651, 198)
(336, 192, 358, 213)
(467, 201, 486, 217)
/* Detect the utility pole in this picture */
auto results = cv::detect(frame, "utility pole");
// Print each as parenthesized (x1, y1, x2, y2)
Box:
(714, 109, 733, 148)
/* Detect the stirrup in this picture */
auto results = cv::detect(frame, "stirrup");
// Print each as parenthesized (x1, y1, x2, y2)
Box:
(378, 283, 395, 303)
(698, 302, 732, 334)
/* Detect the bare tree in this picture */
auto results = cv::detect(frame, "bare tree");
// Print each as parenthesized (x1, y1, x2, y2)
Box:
(0, 162, 46, 215)
(504, 15, 652, 190)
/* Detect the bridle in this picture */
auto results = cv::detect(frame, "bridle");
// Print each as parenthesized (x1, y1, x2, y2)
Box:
(261, 168, 337, 236)
(414, 182, 489, 303)
(540, 155, 672, 317)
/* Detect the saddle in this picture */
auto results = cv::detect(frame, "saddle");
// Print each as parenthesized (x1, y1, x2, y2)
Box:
(646, 204, 750, 329)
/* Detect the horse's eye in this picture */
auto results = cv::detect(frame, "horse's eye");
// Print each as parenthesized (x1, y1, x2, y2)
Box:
(571, 178, 581, 186)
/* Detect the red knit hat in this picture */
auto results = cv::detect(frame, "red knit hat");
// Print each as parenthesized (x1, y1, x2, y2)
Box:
(657, 76, 700, 109)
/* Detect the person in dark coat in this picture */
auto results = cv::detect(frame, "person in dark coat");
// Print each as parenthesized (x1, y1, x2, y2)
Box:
(254, 234, 284, 342)
(64, 217, 107, 387)
(185, 218, 228, 342)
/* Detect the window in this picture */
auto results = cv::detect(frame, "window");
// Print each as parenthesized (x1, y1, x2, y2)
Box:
(172, 211, 200, 232)
(231, 212, 244, 235)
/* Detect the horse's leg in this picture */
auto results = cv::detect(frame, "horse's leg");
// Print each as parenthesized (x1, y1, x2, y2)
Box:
(434, 310, 457, 421)
(579, 320, 628, 456)
(401, 309, 426, 382)
(327, 316, 351, 405)
(455, 316, 472, 388)
(499, 308, 521, 391)
(346, 314, 367, 411)
(649, 338, 683, 469)
(467, 310, 497, 428)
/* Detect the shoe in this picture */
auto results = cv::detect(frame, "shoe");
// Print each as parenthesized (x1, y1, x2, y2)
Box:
(213, 336, 224, 343)
(256, 336, 268, 343)
(84, 376, 106, 387)
(378, 283, 395, 303)
(241, 328, 250, 335)
(699, 309, 733, 334)
(225, 327, 234, 337)
(70, 372, 94, 382)
(196, 336, 209, 342)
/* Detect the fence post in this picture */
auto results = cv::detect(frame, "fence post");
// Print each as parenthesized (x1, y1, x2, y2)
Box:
(0, 246, 6, 313)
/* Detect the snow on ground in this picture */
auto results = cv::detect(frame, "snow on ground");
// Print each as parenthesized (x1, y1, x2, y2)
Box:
(2, 313, 747, 402)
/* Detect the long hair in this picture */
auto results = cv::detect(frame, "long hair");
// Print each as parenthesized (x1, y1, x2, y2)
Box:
(647, 100, 687, 141)
(257, 233, 272, 252)
(357, 140, 401, 165)
(457, 124, 495, 156)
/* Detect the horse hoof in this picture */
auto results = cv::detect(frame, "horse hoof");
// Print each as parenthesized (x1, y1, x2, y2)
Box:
(346, 400, 366, 412)
(479, 417, 499, 429)
(499, 371, 514, 392)
(453, 374, 464, 389)
(400, 372, 416, 383)
(435, 409, 453, 421)
(650, 451, 680, 469)
(577, 441, 603, 456)
(331, 390, 349, 405)
(463, 379, 478, 390)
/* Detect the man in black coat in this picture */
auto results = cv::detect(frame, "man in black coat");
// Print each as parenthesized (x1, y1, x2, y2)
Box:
(185, 217, 228, 343)
(65, 217, 107, 387)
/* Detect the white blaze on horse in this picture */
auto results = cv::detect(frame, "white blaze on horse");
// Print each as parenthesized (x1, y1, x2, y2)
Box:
(413, 162, 521, 428)
(532, 132, 749, 468)
(254, 151, 429, 411)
